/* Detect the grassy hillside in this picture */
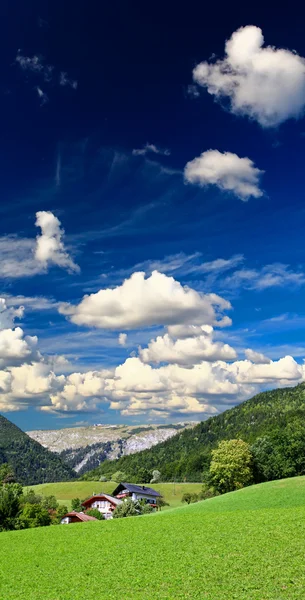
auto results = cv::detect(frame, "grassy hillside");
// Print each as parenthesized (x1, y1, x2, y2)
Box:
(86, 382, 305, 481)
(1, 476, 305, 599)
(0, 414, 76, 485)
(26, 481, 203, 509)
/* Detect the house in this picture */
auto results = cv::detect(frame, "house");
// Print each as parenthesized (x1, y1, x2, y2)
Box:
(81, 493, 122, 519)
(60, 511, 98, 524)
(112, 482, 161, 508)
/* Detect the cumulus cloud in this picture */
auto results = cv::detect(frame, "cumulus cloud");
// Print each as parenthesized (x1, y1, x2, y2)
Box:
(59, 270, 232, 330)
(193, 25, 305, 127)
(0, 299, 39, 369)
(132, 143, 171, 157)
(35, 211, 80, 273)
(184, 149, 263, 200)
(139, 328, 237, 366)
(0, 212, 78, 279)
(118, 333, 127, 346)
(244, 349, 271, 364)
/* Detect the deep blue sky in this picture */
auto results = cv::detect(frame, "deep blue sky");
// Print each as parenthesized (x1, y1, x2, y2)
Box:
(1, 1, 305, 430)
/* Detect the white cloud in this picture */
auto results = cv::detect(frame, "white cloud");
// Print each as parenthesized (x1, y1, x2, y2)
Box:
(0, 212, 78, 279)
(35, 211, 80, 273)
(225, 263, 305, 290)
(193, 25, 305, 127)
(132, 143, 171, 157)
(16, 53, 52, 79)
(118, 333, 127, 346)
(36, 86, 48, 105)
(59, 72, 78, 89)
(122, 252, 244, 279)
(0, 299, 24, 329)
(139, 329, 237, 366)
(184, 149, 263, 200)
(59, 270, 232, 329)
(244, 348, 271, 364)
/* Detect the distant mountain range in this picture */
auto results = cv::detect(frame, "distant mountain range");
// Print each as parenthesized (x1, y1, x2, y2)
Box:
(0, 414, 76, 485)
(27, 422, 196, 475)
(84, 383, 305, 482)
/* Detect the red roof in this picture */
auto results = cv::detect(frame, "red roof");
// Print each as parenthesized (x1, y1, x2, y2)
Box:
(82, 494, 121, 507)
(62, 511, 97, 522)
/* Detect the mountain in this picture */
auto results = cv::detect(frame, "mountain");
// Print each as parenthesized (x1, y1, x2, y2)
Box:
(0, 414, 76, 485)
(84, 383, 305, 482)
(27, 423, 196, 475)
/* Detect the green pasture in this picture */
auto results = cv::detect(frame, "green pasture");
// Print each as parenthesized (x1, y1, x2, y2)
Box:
(1, 476, 305, 598)
(25, 481, 203, 509)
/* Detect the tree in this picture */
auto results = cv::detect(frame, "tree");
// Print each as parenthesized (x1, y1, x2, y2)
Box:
(18, 503, 51, 529)
(99, 475, 108, 482)
(21, 489, 43, 505)
(112, 498, 139, 518)
(41, 495, 58, 511)
(209, 439, 253, 494)
(86, 508, 105, 520)
(54, 505, 69, 524)
(0, 483, 23, 531)
(182, 493, 192, 505)
(111, 471, 127, 483)
(0, 464, 15, 484)
(156, 496, 169, 511)
(71, 498, 82, 512)
(150, 469, 161, 483)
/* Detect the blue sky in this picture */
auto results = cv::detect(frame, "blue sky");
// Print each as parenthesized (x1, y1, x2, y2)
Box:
(1, 1, 305, 430)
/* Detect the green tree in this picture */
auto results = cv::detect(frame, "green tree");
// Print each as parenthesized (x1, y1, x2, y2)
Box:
(111, 470, 127, 483)
(0, 464, 15, 484)
(209, 439, 253, 494)
(86, 508, 104, 520)
(99, 475, 108, 482)
(156, 496, 169, 511)
(71, 498, 82, 511)
(182, 493, 192, 504)
(18, 503, 51, 529)
(41, 495, 58, 511)
(112, 498, 139, 518)
(21, 489, 43, 505)
(0, 483, 23, 531)
(54, 505, 69, 524)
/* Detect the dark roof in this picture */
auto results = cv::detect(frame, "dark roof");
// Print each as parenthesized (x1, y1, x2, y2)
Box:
(61, 511, 97, 522)
(112, 482, 161, 497)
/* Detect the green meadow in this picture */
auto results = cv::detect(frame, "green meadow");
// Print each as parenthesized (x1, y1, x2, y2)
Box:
(1, 476, 305, 599)
(26, 481, 203, 509)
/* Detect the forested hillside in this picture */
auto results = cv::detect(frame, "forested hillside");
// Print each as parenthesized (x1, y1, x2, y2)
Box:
(85, 383, 305, 482)
(0, 415, 76, 485)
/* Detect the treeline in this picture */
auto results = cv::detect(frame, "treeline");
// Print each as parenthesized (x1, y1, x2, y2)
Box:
(0, 414, 76, 485)
(0, 464, 70, 531)
(83, 383, 305, 484)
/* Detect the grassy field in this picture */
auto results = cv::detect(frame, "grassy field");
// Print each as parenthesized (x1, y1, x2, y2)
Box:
(1, 476, 305, 599)
(25, 481, 203, 509)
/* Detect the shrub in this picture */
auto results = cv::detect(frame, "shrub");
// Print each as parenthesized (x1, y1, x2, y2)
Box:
(71, 498, 82, 512)
(86, 509, 104, 520)
(18, 503, 51, 529)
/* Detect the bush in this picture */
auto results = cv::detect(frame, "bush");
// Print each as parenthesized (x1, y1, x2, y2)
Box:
(18, 503, 51, 529)
(71, 498, 82, 512)
(113, 498, 139, 518)
(86, 508, 104, 520)
(0, 483, 23, 531)
(209, 439, 253, 494)
(99, 476, 108, 482)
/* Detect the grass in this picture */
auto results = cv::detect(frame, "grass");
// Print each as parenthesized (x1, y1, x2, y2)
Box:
(25, 481, 203, 509)
(1, 476, 305, 599)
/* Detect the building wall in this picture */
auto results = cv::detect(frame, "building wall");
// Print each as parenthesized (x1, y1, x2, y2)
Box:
(88, 499, 114, 516)
(131, 492, 157, 504)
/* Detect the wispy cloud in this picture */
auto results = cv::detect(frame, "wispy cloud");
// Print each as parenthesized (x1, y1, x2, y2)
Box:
(15, 51, 77, 104)
(132, 143, 171, 157)
(224, 263, 305, 291)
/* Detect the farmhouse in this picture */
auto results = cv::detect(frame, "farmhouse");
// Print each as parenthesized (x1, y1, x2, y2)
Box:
(61, 511, 97, 524)
(81, 493, 122, 519)
(112, 482, 161, 507)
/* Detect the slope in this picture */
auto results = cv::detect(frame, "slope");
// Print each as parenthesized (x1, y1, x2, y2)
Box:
(86, 382, 305, 481)
(0, 414, 76, 486)
(27, 422, 195, 475)
(1, 476, 305, 599)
